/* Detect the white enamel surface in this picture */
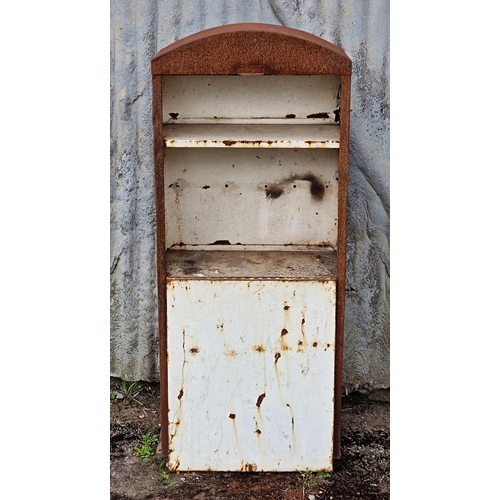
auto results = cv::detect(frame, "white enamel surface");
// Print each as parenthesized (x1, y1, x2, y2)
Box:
(164, 124, 340, 148)
(164, 148, 338, 247)
(162, 75, 341, 122)
(166, 279, 336, 471)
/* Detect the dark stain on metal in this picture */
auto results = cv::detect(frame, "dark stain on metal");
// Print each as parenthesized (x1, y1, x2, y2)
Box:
(286, 113, 296, 118)
(210, 240, 231, 245)
(256, 393, 266, 408)
(313, 342, 318, 347)
(202, 185, 210, 189)
(229, 413, 236, 419)
(223, 140, 236, 146)
(177, 389, 183, 400)
(300, 173, 325, 200)
(255, 429, 262, 434)
(333, 108, 340, 123)
(298, 340, 303, 346)
(281, 328, 288, 336)
(265, 184, 284, 199)
(189, 347, 199, 354)
(274, 352, 281, 363)
(183, 267, 200, 274)
(284, 305, 290, 310)
(264, 173, 325, 201)
(168, 112, 179, 120)
(286, 404, 295, 432)
(307, 112, 329, 118)
(244, 463, 257, 472)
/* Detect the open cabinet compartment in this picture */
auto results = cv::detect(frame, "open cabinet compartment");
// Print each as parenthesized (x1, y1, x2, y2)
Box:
(152, 23, 351, 472)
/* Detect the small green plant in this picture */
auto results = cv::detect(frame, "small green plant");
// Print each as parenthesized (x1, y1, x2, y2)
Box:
(110, 390, 116, 400)
(300, 469, 332, 489)
(300, 468, 315, 489)
(113, 380, 144, 405)
(316, 471, 332, 481)
(134, 433, 158, 463)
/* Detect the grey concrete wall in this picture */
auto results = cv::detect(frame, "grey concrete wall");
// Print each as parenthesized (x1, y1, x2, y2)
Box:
(110, 0, 389, 392)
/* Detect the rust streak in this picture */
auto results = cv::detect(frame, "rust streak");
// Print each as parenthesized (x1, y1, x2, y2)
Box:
(274, 352, 281, 363)
(177, 389, 183, 400)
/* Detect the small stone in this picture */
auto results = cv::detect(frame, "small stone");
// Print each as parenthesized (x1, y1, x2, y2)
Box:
(308, 495, 315, 500)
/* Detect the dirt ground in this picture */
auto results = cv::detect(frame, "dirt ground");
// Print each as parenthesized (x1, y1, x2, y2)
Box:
(110, 380, 389, 500)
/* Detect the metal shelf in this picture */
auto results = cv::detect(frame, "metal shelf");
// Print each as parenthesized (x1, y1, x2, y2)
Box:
(163, 123, 340, 148)
(165, 248, 337, 280)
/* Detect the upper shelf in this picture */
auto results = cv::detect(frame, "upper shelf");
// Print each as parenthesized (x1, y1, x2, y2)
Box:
(163, 122, 340, 148)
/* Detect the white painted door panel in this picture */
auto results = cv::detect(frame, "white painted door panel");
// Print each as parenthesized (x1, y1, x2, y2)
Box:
(166, 279, 336, 471)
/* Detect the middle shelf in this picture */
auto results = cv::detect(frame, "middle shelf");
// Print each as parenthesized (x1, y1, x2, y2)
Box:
(163, 123, 340, 148)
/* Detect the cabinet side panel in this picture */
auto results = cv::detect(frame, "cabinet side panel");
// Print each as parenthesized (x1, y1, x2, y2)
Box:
(166, 279, 336, 471)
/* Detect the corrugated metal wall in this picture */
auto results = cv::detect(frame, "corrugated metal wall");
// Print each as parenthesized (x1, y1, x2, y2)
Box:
(110, 0, 389, 391)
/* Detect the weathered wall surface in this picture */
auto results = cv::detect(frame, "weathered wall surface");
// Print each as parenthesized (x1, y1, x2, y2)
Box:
(110, 0, 389, 391)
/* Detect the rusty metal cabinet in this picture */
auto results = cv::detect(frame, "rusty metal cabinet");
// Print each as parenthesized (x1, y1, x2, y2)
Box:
(151, 23, 351, 472)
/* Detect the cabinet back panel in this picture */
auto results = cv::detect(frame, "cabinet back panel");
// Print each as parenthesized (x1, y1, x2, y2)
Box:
(162, 75, 340, 122)
(164, 148, 338, 247)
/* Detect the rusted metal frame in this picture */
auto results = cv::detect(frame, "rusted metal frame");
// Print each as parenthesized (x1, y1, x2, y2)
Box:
(333, 74, 351, 460)
(152, 74, 169, 457)
(152, 24, 352, 469)
(151, 24, 351, 77)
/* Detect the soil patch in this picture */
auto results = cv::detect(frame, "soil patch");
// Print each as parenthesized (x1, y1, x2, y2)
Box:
(110, 381, 389, 499)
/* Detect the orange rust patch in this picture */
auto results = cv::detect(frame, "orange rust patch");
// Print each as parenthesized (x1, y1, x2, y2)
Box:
(253, 345, 265, 353)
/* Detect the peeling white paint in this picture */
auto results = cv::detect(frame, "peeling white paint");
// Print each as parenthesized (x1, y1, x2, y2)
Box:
(166, 279, 336, 471)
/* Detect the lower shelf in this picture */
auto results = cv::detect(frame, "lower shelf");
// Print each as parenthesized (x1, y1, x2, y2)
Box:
(165, 248, 337, 280)
(166, 278, 336, 471)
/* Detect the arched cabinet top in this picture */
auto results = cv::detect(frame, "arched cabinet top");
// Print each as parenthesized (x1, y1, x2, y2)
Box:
(152, 23, 351, 76)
